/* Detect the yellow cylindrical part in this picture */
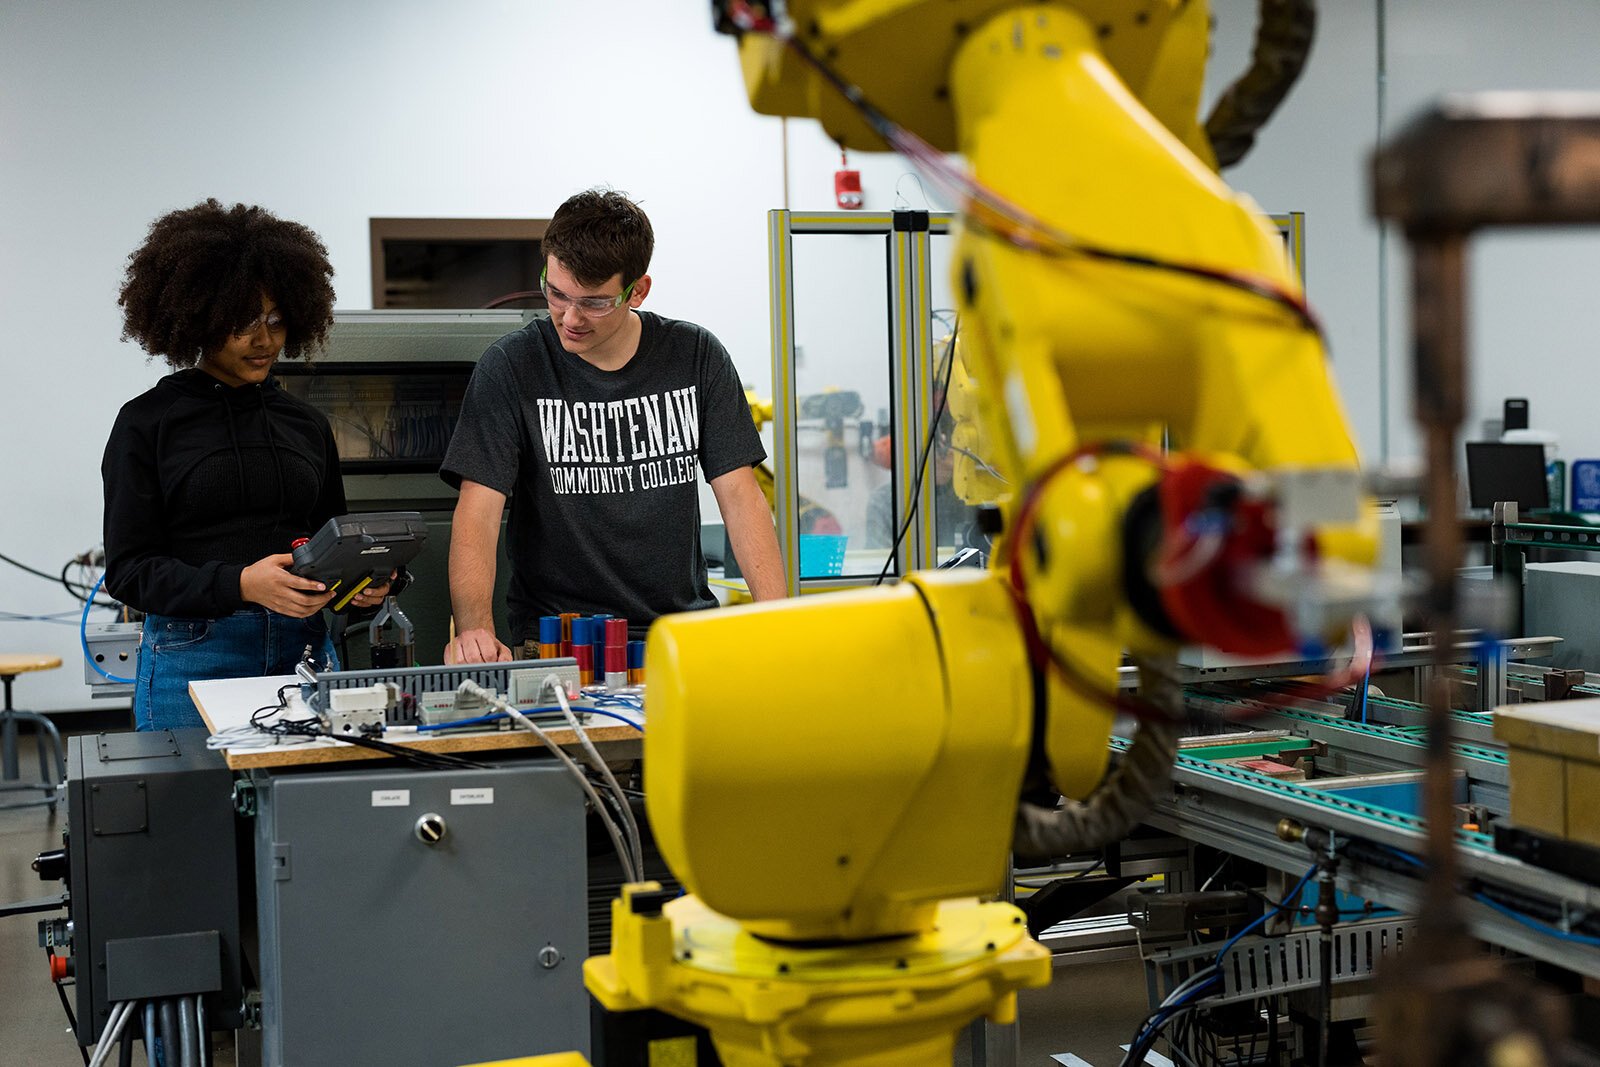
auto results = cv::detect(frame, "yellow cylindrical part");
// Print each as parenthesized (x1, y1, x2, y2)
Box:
(644, 571, 1034, 942)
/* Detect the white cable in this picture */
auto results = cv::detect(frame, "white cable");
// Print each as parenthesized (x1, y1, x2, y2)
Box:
(1198, 854, 1231, 893)
(207, 692, 324, 751)
(457, 681, 640, 882)
(86, 1000, 134, 1067)
(206, 722, 320, 751)
(547, 675, 642, 881)
(1162, 965, 1220, 1008)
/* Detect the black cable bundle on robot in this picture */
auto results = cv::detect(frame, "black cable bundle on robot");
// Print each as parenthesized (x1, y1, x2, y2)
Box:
(725, 3, 1324, 336)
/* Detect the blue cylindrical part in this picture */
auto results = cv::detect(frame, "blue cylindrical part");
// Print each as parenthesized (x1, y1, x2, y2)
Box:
(571, 617, 593, 646)
(628, 640, 646, 670)
(591, 613, 611, 657)
(539, 616, 562, 644)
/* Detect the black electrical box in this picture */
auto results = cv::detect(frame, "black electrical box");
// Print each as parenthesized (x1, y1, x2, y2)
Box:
(60, 730, 243, 1044)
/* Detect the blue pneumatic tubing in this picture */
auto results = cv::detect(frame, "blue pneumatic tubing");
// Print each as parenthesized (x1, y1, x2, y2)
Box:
(81, 572, 135, 683)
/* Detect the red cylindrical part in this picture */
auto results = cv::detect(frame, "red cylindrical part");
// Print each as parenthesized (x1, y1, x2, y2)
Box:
(605, 618, 628, 645)
(573, 645, 594, 685)
(605, 643, 626, 673)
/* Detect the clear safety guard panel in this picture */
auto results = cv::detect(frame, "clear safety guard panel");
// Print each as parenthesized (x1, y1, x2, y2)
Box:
(926, 231, 985, 566)
(789, 234, 897, 580)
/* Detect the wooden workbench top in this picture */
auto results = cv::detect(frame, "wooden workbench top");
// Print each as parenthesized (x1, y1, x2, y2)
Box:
(192, 674, 642, 770)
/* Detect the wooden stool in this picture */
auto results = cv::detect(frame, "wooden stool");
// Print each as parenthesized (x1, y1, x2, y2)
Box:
(0, 654, 65, 812)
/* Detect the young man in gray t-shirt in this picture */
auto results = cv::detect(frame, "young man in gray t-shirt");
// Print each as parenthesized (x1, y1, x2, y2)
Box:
(440, 189, 786, 663)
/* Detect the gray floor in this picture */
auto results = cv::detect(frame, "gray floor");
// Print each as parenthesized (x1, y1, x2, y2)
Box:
(2, 765, 97, 1067)
(1, 732, 1154, 1066)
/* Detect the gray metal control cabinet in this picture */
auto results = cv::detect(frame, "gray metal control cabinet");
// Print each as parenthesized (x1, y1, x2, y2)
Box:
(1525, 561, 1600, 672)
(250, 761, 589, 1066)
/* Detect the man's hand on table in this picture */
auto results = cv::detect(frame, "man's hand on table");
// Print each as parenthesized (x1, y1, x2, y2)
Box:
(445, 627, 512, 664)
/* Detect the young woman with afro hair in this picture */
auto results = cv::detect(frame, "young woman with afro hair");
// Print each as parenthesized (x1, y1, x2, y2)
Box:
(103, 200, 389, 730)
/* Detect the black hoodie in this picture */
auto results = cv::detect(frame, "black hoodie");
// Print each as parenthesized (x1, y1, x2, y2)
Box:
(102, 369, 346, 618)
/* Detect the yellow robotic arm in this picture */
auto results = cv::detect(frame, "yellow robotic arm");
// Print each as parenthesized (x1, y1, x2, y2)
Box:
(945, 336, 1008, 506)
(582, 5, 1380, 1065)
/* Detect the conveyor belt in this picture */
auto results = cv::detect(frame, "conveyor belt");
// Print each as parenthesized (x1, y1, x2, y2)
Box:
(1116, 688, 1600, 978)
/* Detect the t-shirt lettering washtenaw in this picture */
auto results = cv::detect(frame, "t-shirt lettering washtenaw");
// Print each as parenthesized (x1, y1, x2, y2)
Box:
(441, 311, 764, 644)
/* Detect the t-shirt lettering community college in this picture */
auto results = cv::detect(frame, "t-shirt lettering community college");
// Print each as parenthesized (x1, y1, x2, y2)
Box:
(537, 387, 702, 495)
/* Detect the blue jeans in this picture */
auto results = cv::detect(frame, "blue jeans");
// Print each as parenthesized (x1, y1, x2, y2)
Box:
(134, 608, 339, 732)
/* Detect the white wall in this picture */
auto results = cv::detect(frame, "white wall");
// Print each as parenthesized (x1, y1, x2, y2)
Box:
(1206, 0, 1383, 459)
(1383, 0, 1600, 468)
(7, 1, 1600, 710)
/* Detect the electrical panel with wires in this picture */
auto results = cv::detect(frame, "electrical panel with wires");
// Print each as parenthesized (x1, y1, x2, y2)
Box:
(83, 622, 141, 687)
(39, 729, 244, 1047)
(302, 657, 585, 728)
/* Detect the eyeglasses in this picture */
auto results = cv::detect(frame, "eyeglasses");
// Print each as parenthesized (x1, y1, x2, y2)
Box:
(233, 310, 286, 338)
(540, 267, 635, 317)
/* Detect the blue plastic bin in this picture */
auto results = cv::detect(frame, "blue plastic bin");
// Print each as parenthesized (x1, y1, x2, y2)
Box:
(799, 534, 848, 577)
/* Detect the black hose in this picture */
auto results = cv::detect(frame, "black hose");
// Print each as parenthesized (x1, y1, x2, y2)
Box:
(142, 1002, 158, 1067)
(117, 1009, 134, 1067)
(58, 560, 108, 607)
(1318, 927, 1332, 1067)
(0, 549, 87, 587)
(177, 995, 199, 1067)
(159, 1000, 180, 1067)
(196, 996, 210, 1067)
